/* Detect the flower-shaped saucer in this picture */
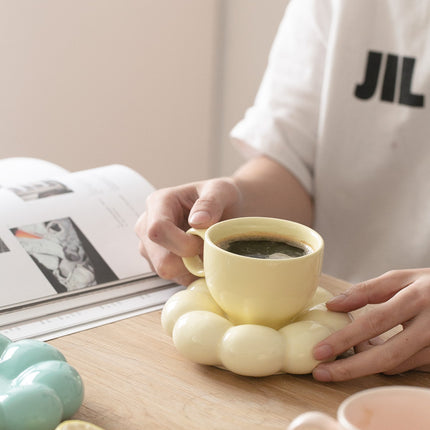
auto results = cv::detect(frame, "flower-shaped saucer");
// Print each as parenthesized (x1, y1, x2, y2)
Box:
(0, 333, 84, 430)
(55, 421, 105, 430)
(162, 279, 351, 377)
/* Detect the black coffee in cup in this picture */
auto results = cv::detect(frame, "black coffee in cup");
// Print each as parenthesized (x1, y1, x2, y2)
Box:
(217, 234, 311, 260)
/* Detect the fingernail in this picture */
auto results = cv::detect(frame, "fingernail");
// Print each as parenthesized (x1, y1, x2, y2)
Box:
(327, 293, 347, 305)
(313, 344, 334, 360)
(189, 210, 211, 226)
(313, 367, 332, 382)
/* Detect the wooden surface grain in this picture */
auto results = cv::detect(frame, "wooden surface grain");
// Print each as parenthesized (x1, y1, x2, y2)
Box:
(50, 274, 430, 429)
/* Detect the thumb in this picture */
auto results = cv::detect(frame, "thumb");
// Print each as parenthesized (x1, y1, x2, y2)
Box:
(188, 178, 240, 228)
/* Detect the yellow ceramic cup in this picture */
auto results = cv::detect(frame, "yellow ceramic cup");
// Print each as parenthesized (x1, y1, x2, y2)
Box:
(182, 217, 324, 329)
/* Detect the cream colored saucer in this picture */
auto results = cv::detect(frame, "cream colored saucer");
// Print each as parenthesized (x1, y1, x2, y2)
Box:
(161, 279, 351, 377)
(55, 421, 104, 430)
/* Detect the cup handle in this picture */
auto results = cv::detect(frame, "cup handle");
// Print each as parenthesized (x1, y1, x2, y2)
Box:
(287, 411, 344, 430)
(182, 228, 207, 277)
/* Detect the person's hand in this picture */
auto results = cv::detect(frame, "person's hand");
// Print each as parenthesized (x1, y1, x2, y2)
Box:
(135, 155, 313, 285)
(312, 269, 430, 381)
(134, 178, 241, 286)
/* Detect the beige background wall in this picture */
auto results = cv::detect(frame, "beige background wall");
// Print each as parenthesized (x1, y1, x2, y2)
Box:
(0, 0, 288, 188)
(217, 0, 288, 176)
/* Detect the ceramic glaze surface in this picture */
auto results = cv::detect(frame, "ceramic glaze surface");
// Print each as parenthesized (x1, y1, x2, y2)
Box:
(182, 218, 324, 329)
(162, 279, 351, 377)
(55, 420, 105, 430)
(0, 334, 84, 430)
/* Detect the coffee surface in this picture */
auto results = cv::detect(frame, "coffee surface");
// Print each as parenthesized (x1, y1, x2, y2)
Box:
(219, 236, 308, 259)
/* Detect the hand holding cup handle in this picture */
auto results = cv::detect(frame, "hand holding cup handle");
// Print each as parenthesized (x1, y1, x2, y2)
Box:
(182, 228, 207, 277)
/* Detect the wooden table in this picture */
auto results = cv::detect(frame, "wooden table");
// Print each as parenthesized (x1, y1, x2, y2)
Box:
(50, 274, 430, 429)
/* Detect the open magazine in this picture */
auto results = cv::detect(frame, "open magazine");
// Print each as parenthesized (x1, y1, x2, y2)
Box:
(0, 160, 181, 341)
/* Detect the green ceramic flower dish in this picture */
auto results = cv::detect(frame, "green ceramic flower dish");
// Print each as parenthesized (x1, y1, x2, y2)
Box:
(0, 333, 84, 430)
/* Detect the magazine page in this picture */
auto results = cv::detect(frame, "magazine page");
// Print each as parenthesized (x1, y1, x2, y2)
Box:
(0, 157, 70, 186)
(0, 164, 155, 308)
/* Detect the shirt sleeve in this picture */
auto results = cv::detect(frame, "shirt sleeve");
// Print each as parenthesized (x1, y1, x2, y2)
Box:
(230, 0, 332, 195)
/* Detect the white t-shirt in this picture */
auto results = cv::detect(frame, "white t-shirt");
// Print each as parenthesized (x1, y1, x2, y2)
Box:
(231, 0, 430, 283)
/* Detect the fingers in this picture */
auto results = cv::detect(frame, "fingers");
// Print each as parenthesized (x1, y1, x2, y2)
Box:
(135, 210, 201, 264)
(313, 285, 430, 381)
(135, 178, 241, 284)
(384, 346, 430, 375)
(189, 178, 240, 228)
(146, 215, 202, 258)
(354, 337, 384, 353)
(416, 363, 430, 372)
(326, 270, 417, 313)
(314, 292, 418, 363)
(138, 178, 240, 256)
(134, 188, 200, 285)
(138, 238, 196, 285)
(139, 186, 202, 257)
(313, 321, 430, 381)
(135, 206, 200, 286)
(312, 331, 406, 381)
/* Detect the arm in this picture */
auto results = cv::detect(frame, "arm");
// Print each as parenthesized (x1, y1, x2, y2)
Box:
(231, 155, 313, 226)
